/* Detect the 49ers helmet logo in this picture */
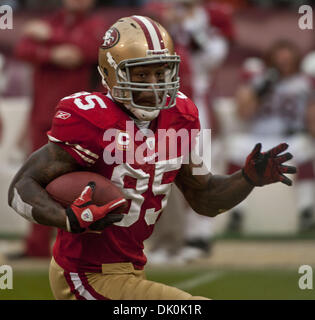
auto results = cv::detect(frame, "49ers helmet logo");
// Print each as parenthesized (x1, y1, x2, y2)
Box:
(101, 27, 120, 49)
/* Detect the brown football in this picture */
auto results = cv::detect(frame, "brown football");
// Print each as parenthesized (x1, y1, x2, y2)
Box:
(45, 171, 125, 208)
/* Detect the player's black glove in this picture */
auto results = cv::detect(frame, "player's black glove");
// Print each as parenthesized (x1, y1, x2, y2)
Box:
(65, 182, 126, 233)
(242, 143, 297, 187)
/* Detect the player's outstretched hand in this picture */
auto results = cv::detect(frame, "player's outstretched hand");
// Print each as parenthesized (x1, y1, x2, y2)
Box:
(66, 182, 127, 233)
(242, 143, 297, 187)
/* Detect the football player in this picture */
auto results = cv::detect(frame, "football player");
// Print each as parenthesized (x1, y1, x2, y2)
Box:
(8, 16, 296, 300)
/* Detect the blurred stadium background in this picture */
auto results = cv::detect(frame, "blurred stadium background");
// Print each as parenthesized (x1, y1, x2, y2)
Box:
(0, 0, 315, 300)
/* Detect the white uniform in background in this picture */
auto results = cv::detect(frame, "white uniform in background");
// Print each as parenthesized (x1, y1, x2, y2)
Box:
(226, 72, 314, 221)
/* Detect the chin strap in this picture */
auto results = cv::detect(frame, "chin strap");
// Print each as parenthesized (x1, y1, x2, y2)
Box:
(124, 103, 160, 121)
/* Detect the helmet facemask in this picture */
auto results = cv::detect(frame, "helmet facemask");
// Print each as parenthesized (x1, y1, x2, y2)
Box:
(112, 54, 180, 111)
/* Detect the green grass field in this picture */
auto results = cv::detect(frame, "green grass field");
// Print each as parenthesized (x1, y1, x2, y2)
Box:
(0, 268, 314, 300)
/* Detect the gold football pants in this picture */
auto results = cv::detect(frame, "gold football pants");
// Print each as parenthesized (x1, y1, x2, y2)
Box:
(49, 257, 209, 300)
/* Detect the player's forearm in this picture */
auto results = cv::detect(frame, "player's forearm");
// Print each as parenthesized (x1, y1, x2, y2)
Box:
(181, 170, 254, 217)
(203, 170, 254, 216)
(8, 143, 80, 230)
(8, 176, 67, 230)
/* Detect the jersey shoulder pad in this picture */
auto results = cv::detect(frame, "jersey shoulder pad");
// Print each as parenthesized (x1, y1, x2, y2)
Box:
(56, 91, 122, 129)
(173, 91, 199, 122)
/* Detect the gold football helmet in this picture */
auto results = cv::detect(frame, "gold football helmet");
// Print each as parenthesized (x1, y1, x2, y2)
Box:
(98, 15, 180, 120)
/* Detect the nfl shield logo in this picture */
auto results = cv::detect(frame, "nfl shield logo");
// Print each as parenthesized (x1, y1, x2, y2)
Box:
(81, 209, 93, 222)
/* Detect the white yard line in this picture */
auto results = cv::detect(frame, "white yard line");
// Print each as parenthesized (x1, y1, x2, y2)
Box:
(171, 271, 225, 291)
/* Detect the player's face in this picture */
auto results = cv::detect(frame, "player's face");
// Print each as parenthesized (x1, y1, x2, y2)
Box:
(129, 64, 170, 108)
(63, 0, 95, 12)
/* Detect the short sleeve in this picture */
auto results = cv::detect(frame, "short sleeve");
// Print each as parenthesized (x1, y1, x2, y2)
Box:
(185, 96, 201, 153)
(173, 95, 201, 161)
(47, 108, 101, 167)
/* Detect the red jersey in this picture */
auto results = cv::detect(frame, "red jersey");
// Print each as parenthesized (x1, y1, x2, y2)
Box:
(47, 91, 200, 273)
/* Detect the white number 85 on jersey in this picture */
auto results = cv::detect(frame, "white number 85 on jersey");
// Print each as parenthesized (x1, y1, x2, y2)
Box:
(111, 157, 182, 227)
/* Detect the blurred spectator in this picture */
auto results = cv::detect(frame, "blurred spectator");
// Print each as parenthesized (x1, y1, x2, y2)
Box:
(225, 40, 314, 233)
(10, 0, 106, 259)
